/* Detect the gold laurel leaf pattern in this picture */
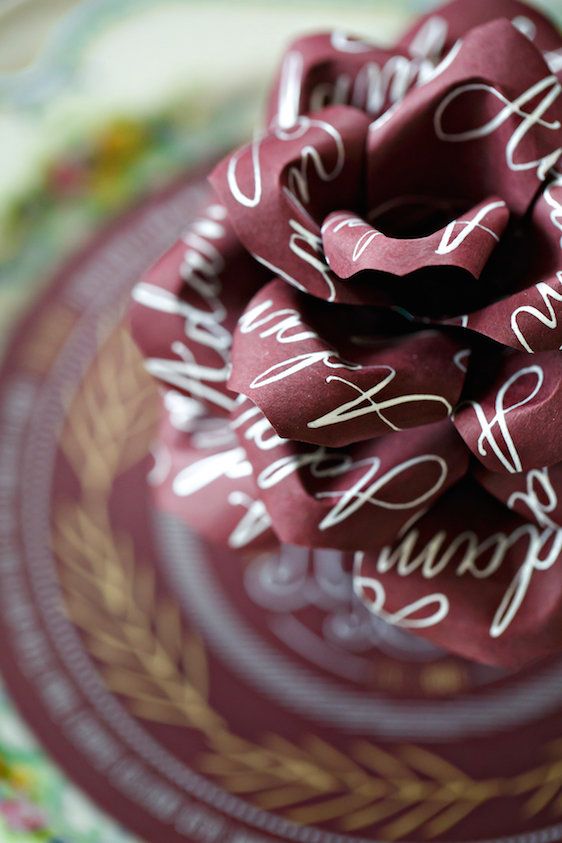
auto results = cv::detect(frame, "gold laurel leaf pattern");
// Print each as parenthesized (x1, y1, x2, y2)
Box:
(19, 303, 76, 375)
(52, 328, 562, 839)
(60, 327, 160, 495)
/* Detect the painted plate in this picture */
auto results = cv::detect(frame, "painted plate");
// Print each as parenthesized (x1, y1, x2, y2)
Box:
(3, 170, 562, 842)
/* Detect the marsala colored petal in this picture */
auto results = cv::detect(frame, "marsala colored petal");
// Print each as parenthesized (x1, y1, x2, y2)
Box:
(399, 0, 562, 58)
(130, 189, 267, 417)
(453, 350, 562, 474)
(367, 20, 562, 221)
(150, 409, 277, 553)
(229, 279, 469, 447)
(266, 35, 433, 128)
(356, 479, 562, 668)
(461, 273, 562, 352)
(266, 0, 562, 127)
(210, 106, 372, 304)
(231, 398, 469, 551)
(322, 197, 508, 280)
(474, 460, 562, 530)
(446, 177, 562, 351)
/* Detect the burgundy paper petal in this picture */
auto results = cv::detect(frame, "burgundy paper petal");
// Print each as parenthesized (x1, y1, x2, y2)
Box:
(130, 192, 267, 416)
(266, 33, 440, 128)
(367, 20, 562, 223)
(266, 0, 562, 128)
(210, 106, 373, 304)
(551, 51, 562, 86)
(530, 174, 562, 277)
(462, 271, 562, 351)
(475, 461, 562, 531)
(150, 407, 277, 552)
(400, 0, 562, 58)
(451, 177, 562, 350)
(231, 398, 469, 551)
(229, 279, 468, 447)
(355, 479, 562, 668)
(454, 350, 562, 474)
(322, 197, 508, 279)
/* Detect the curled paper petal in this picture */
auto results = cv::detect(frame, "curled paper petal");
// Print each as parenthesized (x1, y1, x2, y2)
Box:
(530, 174, 562, 276)
(231, 399, 469, 551)
(454, 350, 562, 474)
(210, 106, 371, 303)
(367, 20, 562, 222)
(229, 279, 468, 446)
(322, 197, 509, 279)
(355, 479, 562, 667)
(267, 33, 441, 129)
(454, 177, 562, 349)
(130, 0, 562, 668)
(130, 192, 267, 416)
(474, 461, 562, 531)
(149, 404, 276, 552)
(267, 0, 562, 128)
(399, 0, 562, 59)
(462, 270, 562, 351)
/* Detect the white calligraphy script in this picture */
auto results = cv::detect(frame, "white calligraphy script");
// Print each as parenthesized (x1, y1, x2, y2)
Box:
(238, 298, 453, 432)
(233, 402, 449, 531)
(507, 466, 560, 531)
(237, 297, 358, 387)
(132, 204, 237, 414)
(355, 514, 562, 638)
(435, 75, 562, 181)
(461, 365, 544, 474)
(311, 18, 449, 117)
(227, 117, 344, 302)
(227, 116, 345, 209)
(435, 200, 506, 254)
(511, 271, 562, 352)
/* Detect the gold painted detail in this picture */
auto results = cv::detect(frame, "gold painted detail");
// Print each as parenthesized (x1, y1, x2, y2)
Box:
(52, 329, 562, 839)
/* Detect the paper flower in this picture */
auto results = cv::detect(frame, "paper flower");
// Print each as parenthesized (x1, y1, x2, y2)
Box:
(131, 0, 562, 667)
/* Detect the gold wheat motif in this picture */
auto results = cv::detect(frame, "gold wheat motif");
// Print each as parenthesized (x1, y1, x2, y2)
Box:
(51, 328, 562, 839)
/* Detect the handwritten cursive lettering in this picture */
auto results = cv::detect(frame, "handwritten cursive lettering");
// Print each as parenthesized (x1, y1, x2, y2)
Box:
(238, 297, 358, 386)
(310, 18, 448, 118)
(434, 75, 562, 181)
(511, 271, 562, 352)
(461, 366, 544, 473)
(507, 467, 560, 531)
(132, 204, 237, 414)
(308, 369, 452, 432)
(227, 116, 345, 209)
(354, 553, 450, 629)
(435, 200, 505, 254)
(227, 491, 272, 548)
(358, 517, 562, 638)
(235, 406, 449, 529)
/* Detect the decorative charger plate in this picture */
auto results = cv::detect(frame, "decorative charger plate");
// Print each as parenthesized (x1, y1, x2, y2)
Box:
(4, 169, 562, 842)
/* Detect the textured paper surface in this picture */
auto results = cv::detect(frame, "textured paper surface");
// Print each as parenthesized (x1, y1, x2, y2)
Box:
(131, 0, 562, 667)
